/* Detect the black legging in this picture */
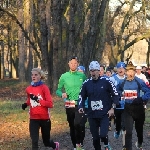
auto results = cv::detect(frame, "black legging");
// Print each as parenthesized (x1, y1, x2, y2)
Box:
(29, 119, 56, 150)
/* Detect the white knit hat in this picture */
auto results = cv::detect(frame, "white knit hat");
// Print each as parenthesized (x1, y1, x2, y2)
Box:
(136, 66, 142, 70)
(89, 61, 100, 71)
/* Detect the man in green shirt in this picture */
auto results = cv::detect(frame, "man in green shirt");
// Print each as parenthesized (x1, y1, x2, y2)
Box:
(56, 56, 86, 150)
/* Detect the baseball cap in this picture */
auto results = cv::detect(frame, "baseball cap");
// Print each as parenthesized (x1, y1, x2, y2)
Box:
(89, 61, 100, 71)
(77, 66, 85, 72)
(136, 66, 142, 70)
(116, 62, 126, 69)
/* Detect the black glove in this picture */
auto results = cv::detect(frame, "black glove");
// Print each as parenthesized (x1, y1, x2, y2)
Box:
(30, 94, 39, 103)
(132, 97, 143, 104)
(22, 103, 27, 110)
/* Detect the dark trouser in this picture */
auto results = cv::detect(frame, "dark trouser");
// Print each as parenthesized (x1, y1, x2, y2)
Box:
(29, 119, 56, 150)
(88, 114, 109, 150)
(124, 104, 145, 150)
(114, 109, 125, 132)
(66, 107, 87, 148)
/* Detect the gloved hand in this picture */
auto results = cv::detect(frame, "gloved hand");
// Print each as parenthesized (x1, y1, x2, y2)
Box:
(132, 97, 143, 104)
(22, 103, 27, 110)
(30, 94, 39, 103)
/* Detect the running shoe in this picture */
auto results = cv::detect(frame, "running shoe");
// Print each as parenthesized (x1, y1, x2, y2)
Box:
(76, 144, 82, 150)
(135, 142, 143, 150)
(54, 142, 59, 150)
(104, 144, 112, 150)
(114, 131, 121, 139)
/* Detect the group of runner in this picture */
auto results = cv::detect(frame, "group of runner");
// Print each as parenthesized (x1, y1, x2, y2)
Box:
(22, 56, 150, 150)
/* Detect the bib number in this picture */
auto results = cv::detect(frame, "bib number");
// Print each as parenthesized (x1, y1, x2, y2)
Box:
(123, 90, 137, 100)
(65, 100, 75, 108)
(91, 100, 103, 110)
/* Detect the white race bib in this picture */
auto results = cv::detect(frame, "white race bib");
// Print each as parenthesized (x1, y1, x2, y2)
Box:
(123, 90, 137, 100)
(91, 100, 103, 110)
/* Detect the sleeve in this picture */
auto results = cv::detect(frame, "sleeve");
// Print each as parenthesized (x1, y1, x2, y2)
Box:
(39, 85, 53, 108)
(78, 82, 87, 109)
(142, 74, 149, 83)
(140, 81, 150, 101)
(56, 75, 64, 97)
(107, 79, 119, 105)
(25, 87, 31, 106)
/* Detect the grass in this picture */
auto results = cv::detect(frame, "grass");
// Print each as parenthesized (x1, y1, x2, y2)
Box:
(0, 79, 68, 150)
(0, 79, 150, 149)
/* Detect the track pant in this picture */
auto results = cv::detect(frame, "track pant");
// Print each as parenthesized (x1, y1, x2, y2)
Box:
(88, 114, 109, 150)
(66, 107, 87, 148)
(124, 104, 145, 150)
(114, 109, 125, 132)
(29, 119, 56, 150)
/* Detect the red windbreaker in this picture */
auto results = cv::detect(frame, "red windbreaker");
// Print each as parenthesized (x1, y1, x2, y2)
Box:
(26, 84, 53, 119)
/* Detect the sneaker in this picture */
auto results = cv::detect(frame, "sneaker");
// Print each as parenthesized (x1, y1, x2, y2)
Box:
(54, 142, 59, 150)
(104, 144, 112, 150)
(135, 142, 143, 150)
(74, 148, 76, 150)
(122, 145, 126, 150)
(114, 131, 121, 139)
(76, 144, 82, 150)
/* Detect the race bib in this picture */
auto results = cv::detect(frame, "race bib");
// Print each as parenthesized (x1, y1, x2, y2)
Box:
(123, 90, 137, 100)
(91, 100, 103, 110)
(65, 100, 75, 108)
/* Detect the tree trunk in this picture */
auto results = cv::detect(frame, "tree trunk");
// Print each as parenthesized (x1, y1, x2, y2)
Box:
(17, 0, 25, 82)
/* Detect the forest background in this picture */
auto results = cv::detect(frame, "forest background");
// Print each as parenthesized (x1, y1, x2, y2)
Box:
(0, 0, 150, 93)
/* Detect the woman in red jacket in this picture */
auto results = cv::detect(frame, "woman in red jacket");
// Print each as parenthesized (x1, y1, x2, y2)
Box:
(22, 68, 59, 150)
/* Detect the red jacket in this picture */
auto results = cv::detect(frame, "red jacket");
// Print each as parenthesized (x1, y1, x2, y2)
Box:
(26, 84, 53, 119)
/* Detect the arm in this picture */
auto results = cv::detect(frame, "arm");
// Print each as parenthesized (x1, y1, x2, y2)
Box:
(108, 79, 120, 105)
(140, 81, 150, 101)
(78, 82, 87, 113)
(39, 85, 53, 108)
(56, 75, 64, 97)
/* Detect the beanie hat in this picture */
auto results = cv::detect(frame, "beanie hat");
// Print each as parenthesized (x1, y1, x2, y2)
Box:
(126, 61, 135, 70)
(89, 61, 100, 71)
(116, 62, 126, 69)
(136, 66, 142, 70)
(77, 66, 85, 72)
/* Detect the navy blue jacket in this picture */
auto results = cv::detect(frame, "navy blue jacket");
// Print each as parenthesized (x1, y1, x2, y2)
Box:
(78, 76, 119, 118)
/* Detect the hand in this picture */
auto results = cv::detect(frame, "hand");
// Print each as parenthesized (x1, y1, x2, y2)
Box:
(108, 108, 114, 117)
(132, 97, 143, 104)
(22, 103, 27, 110)
(62, 93, 67, 99)
(30, 94, 39, 103)
(78, 108, 84, 113)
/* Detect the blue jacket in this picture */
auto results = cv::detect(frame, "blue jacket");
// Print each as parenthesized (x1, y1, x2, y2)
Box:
(78, 76, 119, 118)
(110, 74, 126, 109)
(117, 77, 150, 104)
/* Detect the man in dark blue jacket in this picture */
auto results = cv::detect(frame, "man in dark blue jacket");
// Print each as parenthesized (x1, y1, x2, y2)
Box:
(78, 61, 119, 150)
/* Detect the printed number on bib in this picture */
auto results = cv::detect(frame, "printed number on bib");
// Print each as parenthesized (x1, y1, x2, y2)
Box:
(123, 90, 137, 100)
(65, 100, 75, 108)
(91, 100, 103, 111)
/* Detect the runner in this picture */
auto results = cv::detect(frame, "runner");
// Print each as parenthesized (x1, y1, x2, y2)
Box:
(78, 61, 119, 150)
(109, 62, 126, 148)
(22, 68, 59, 150)
(118, 61, 150, 150)
(56, 57, 86, 150)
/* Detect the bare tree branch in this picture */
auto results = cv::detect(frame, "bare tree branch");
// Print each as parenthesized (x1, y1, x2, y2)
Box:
(0, 6, 41, 59)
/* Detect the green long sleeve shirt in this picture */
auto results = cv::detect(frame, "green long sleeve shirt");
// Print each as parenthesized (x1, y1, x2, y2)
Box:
(56, 70, 86, 105)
